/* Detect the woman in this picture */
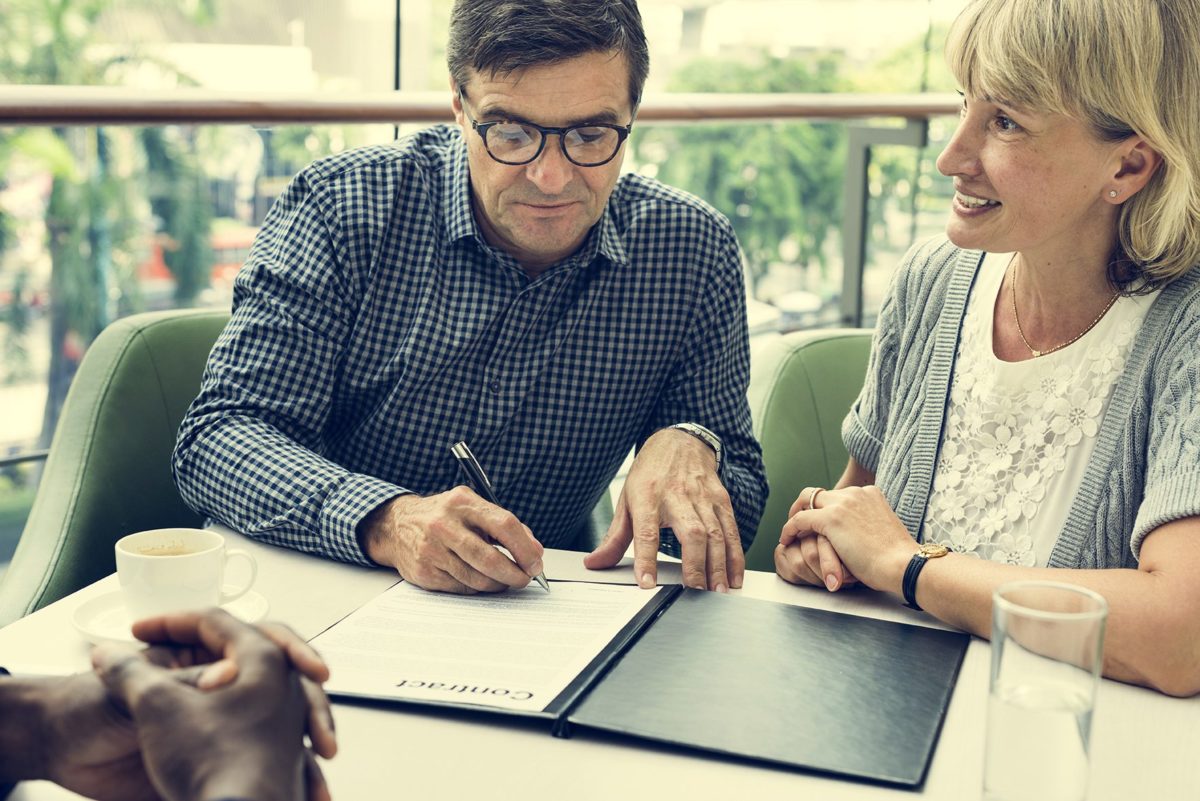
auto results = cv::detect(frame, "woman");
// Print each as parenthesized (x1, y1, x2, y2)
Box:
(776, 0, 1200, 696)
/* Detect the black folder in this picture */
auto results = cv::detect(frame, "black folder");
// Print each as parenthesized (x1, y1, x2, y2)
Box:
(322, 586, 969, 788)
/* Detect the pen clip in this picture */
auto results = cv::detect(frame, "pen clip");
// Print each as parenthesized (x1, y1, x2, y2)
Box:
(451, 440, 499, 505)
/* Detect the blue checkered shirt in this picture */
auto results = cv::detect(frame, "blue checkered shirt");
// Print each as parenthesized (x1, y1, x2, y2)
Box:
(173, 124, 767, 566)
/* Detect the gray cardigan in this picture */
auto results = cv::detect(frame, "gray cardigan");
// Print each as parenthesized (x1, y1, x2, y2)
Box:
(842, 237, 1200, 569)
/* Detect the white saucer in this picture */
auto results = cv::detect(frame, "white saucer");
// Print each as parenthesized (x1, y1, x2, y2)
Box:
(71, 589, 270, 648)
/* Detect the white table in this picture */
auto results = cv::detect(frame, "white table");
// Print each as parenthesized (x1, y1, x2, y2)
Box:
(1, 530, 1196, 800)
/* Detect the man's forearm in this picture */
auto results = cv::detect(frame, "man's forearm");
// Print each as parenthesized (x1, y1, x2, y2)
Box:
(721, 431, 768, 547)
(174, 415, 406, 565)
(650, 229, 767, 549)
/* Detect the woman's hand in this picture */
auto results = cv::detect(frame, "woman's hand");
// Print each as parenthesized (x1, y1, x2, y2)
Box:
(774, 486, 858, 591)
(779, 485, 917, 594)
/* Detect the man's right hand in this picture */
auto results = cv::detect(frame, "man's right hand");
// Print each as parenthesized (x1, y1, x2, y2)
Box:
(357, 487, 545, 593)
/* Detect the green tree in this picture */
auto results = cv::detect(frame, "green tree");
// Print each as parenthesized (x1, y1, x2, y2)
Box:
(0, 0, 215, 443)
(853, 23, 959, 253)
(141, 128, 213, 305)
(634, 52, 847, 295)
(0, 136, 22, 382)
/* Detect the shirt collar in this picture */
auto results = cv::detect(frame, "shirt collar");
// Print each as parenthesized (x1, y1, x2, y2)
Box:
(443, 130, 630, 270)
(444, 134, 478, 244)
(594, 204, 630, 267)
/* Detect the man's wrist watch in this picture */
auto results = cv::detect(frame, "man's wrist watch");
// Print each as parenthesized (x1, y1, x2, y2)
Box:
(901, 542, 950, 611)
(666, 422, 723, 473)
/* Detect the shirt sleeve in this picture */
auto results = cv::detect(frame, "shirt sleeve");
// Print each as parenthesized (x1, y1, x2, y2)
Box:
(1131, 307, 1200, 558)
(173, 169, 407, 566)
(641, 222, 768, 552)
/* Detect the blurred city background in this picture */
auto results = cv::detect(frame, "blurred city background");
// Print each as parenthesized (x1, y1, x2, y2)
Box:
(0, 0, 966, 564)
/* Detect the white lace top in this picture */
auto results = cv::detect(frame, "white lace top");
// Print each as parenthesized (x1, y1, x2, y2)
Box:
(923, 252, 1159, 567)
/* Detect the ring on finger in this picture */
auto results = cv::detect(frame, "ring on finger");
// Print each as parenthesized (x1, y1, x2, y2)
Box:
(799, 486, 817, 511)
(806, 487, 827, 511)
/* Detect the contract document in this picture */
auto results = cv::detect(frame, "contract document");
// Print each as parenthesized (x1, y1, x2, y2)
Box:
(310, 580, 665, 713)
(310, 582, 969, 786)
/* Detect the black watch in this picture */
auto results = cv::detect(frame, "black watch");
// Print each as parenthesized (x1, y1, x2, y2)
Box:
(901, 543, 950, 611)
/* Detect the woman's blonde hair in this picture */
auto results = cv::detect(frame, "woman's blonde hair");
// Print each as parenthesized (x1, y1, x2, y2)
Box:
(946, 0, 1200, 286)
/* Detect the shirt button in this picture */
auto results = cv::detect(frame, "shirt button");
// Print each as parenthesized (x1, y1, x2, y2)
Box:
(487, 379, 501, 394)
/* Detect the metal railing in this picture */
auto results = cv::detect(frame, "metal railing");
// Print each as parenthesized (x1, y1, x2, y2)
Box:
(0, 87, 959, 467)
(0, 450, 49, 469)
(0, 86, 957, 125)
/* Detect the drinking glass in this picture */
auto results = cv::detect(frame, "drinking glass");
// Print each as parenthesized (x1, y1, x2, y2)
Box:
(984, 581, 1108, 801)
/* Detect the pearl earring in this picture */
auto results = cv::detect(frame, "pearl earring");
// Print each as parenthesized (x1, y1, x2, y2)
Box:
(1108, 190, 1119, 198)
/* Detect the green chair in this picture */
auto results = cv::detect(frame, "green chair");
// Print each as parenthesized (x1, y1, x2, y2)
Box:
(0, 309, 230, 626)
(744, 328, 873, 572)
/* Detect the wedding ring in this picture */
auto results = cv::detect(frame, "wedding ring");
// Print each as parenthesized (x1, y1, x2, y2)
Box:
(809, 488, 826, 510)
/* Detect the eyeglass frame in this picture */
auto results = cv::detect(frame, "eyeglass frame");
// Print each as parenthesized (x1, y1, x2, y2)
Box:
(457, 89, 634, 167)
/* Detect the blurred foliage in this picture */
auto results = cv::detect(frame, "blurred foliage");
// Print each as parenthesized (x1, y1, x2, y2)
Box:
(849, 23, 956, 95)
(635, 52, 847, 294)
(141, 128, 213, 305)
(268, 126, 365, 176)
(1, 271, 32, 383)
(855, 24, 959, 253)
(0, 464, 37, 563)
(0, 0, 215, 444)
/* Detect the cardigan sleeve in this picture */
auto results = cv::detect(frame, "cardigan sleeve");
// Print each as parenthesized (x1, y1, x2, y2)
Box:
(840, 239, 939, 472)
(1131, 298, 1200, 557)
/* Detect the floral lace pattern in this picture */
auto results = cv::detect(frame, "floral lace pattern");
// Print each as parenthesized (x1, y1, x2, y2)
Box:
(924, 270, 1143, 568)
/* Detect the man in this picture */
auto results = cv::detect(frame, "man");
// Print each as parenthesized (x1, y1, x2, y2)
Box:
(173, 0, 767, 594)
(0, 609, 335, 801)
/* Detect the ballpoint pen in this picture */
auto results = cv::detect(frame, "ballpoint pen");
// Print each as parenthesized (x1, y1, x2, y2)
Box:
(450, 440, 551, 592)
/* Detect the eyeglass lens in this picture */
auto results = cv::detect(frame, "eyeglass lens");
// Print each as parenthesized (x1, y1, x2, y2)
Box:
(485, 123, 621, 165)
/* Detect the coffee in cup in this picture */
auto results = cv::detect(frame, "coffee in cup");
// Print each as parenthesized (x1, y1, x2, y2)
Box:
(115, 528, 257, 621)
(136, 544, 195, 557)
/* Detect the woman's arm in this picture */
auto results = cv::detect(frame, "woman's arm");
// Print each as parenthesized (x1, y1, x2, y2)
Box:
(782, 486, 1200, 696)
(915, 516, 1200, 696)
(835, 456, 875, 489)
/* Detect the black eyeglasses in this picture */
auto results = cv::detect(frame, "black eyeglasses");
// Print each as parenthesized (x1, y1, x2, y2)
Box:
(460, 96, 632, 167)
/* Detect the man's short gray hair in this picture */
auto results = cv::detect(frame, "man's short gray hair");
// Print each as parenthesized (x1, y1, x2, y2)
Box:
(448, 0, 649, 111)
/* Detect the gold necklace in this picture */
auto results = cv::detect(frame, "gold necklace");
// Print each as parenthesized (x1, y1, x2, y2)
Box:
(1010, 260, 1120, 358)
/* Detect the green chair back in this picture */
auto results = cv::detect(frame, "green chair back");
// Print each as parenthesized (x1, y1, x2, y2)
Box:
(0, 309, 230, 625)
(744, 329, 873, 572)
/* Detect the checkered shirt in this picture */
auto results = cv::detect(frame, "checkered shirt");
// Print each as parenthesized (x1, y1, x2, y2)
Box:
(173, 124, 767, 566)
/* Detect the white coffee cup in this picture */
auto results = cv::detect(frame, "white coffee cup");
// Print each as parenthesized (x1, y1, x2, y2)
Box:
(115, 528, 257, 621)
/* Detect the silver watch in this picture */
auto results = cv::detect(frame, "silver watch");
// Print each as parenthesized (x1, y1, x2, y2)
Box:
(667, 422, 723, 473)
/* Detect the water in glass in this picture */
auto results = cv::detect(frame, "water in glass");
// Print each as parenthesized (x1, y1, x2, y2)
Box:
(984, 680, 1091, 801)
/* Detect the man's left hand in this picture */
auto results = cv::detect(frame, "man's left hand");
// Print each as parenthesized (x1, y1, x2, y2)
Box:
(93, 610, 319, 801)
(31, 672, 157, 801)
(585, 428, 742, 591)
